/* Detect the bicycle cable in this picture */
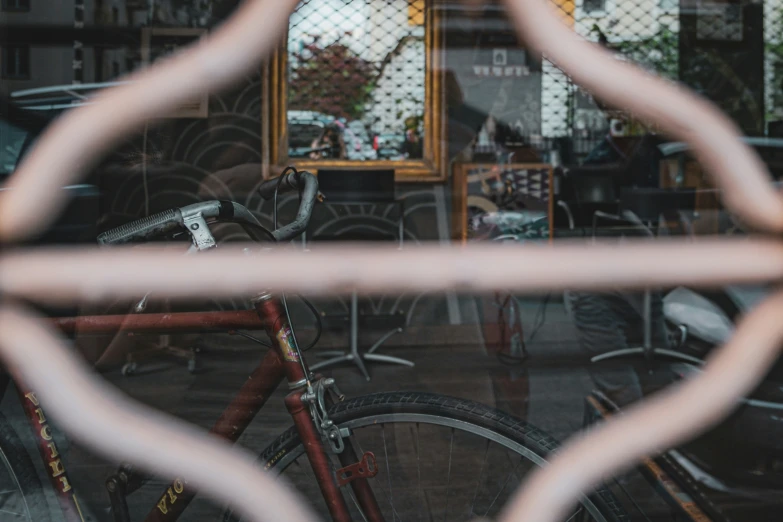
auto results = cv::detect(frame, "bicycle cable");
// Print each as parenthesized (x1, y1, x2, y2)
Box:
(271, 167, 321, 383)
(235, 168, 323, 353)
(496, 292, 550, 367)
(233, 294, 321, 351)
(526, 292, 551, 344)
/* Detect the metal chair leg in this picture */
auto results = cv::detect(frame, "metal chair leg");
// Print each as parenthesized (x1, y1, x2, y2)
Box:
(353, 353, 371, 382)
(591, 347, 703, 365)
(310, 354, 354, 372)
(364, 354, 415, 367)
(366, 328, 403, 354)
(316, 350, 348, 358)
(590, 348, 646, 363)
(311, 294, 412, 380)
(590, 290, 702, 366)
(649, 349, 704, 365)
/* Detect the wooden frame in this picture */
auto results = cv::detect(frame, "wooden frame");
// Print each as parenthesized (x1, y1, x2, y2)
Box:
(141, 28, 209, 119)
(452, 163, 554, 242)
(265, 1, 445, 182)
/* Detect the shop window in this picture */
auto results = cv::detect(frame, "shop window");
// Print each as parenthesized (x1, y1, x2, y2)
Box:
(1, 45, 31, 80)
(1, 0, 30, 12)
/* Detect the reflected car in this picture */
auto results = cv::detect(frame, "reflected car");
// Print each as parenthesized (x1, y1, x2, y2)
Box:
(374, 133, 405, 160)
(288, 110, 333, 126)
(659, 137, 783, 182)
(288, 119, 326, 158)
(345, 121, 377, 160)
(0, 95, 100, 245)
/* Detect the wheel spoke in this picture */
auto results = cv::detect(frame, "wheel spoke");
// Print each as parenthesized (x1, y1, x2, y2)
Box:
(265, 394, 627, 522)
(355, 434, 401, 521)
(443, 427, 454, 521)
(483, 456, 524, 517)
(422, 490, 436, 522)
(293, 459, 316, 485)
(468, 438, 491, 518)
(344, 481, 370, 522)
(412, 423, 422, 522)
(381, 424, 397, 522)
(0, 448, 32, 521)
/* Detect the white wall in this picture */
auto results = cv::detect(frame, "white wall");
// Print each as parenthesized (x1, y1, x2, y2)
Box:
(370, 37, 425, 133)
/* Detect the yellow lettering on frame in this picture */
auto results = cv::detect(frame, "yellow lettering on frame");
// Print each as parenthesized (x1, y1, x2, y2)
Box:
(47, 442, 59, 459)
(167, 487, 177, 503)
(35, 408, 46, 424)
(157, 498, 168, 514)
(24, 392, 39, 406)
(40, 425, 52, 441)
(49, 459, 65, 477)
(173, 478, 184, 494)
(59, 476, 71, 492)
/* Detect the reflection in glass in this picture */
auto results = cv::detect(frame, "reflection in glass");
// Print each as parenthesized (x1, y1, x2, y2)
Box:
(287, 0, 426, 161)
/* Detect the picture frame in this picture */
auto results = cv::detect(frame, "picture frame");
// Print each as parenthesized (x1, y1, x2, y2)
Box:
(452, 163, 554, 242)
(266, 0, 445, 181)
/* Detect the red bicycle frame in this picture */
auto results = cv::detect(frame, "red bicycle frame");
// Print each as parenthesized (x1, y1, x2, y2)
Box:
(25, 294, 385, 522)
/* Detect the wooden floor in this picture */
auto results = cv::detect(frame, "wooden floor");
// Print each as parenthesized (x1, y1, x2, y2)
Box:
(0, 297, 734, 521)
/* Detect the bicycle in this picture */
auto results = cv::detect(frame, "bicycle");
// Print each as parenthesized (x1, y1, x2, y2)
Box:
(0, 168, 629, 522)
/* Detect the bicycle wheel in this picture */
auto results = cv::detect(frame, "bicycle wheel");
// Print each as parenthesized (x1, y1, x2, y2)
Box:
(224, 392, 628, 522)
(0, 412, 51, 521)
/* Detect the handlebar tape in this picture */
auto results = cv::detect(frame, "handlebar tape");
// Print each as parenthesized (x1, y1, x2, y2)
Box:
(97, 208, 184, 245)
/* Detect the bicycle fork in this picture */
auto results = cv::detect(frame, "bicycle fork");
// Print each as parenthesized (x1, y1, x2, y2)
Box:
(255, 294, 385, 522)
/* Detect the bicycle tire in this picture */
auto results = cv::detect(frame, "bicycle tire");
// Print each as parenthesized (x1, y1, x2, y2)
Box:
(0, 411, 51, 521)
(223, 391, 628, 522)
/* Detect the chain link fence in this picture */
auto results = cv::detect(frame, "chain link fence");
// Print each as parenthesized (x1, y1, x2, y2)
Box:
(286, 0, 426, 160)
(280, 1, 783, 163)
(544, 0, 783, 160)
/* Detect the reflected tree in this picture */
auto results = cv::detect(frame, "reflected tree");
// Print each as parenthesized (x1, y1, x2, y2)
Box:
(289, 35, 377, 121)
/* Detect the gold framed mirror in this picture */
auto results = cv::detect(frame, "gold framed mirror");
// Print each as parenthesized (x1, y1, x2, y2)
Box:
(266, 0, 444, 181)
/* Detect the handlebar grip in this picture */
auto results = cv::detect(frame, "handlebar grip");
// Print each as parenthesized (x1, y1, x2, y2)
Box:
(97, 208, 184, 245)
(270, 171, 318, 242)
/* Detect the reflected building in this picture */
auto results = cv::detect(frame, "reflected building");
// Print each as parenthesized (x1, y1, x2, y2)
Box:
(0, 0, 151, 95)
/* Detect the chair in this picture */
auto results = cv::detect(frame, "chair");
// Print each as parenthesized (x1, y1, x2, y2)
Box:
(589, 187, 703, 365)
(555, 135, 666, 232)
(306, 169, 413, 381)
(555, 164, 623, 231)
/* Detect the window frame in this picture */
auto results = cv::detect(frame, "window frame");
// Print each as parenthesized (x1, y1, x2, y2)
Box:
(1, 0, 30, 13)
(1, 45, 31, 80)
(266, 0, 445, 182)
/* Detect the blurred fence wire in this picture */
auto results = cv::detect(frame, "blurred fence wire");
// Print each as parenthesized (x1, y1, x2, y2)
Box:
(543, 0, 783, 158)
(1, 0, 783, 521)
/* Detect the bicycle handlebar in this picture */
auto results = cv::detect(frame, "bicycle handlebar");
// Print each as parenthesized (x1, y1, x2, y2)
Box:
(258, 169, 319, 242)
(98, 170, 318, 246)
